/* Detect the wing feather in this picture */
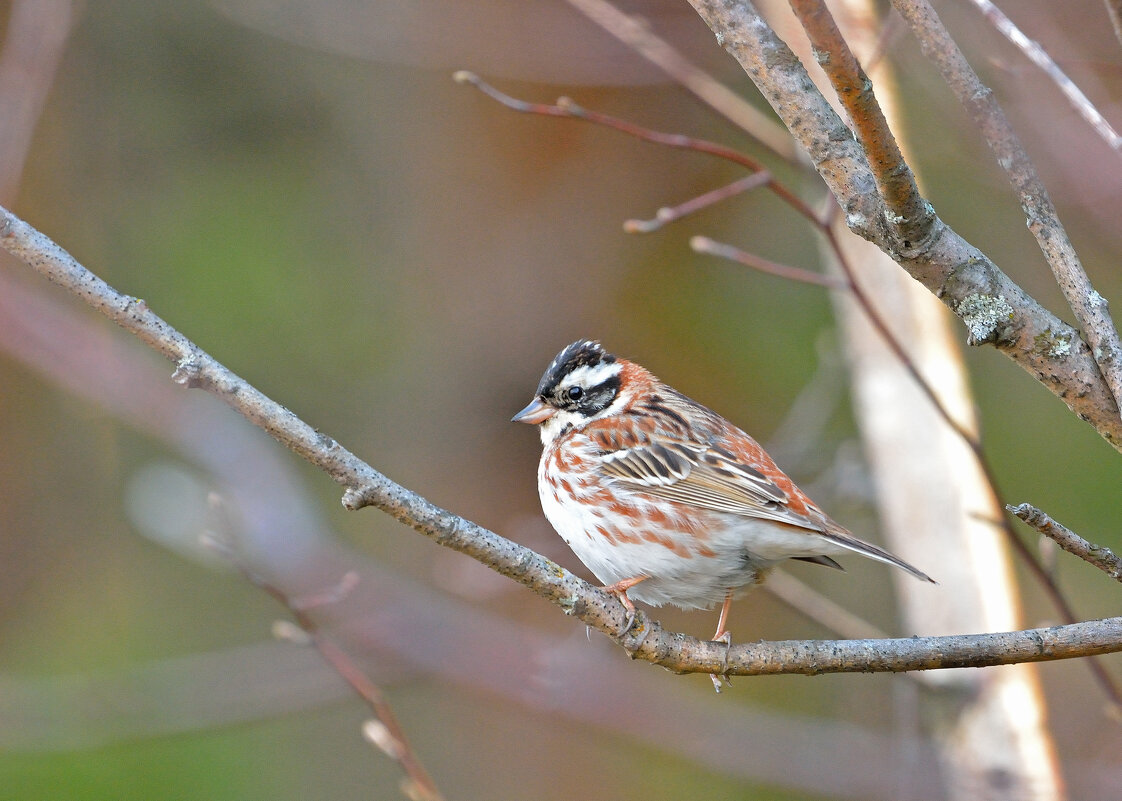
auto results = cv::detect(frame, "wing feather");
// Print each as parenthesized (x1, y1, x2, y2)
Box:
(598, 432, 823, 531)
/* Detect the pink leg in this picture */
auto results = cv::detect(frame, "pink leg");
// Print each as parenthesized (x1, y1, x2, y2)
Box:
(602, 575, 649, 636)
(710, 590, 734, 693)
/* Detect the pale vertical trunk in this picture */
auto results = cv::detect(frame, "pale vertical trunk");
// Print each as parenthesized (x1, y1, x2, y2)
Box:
(762, 1, 1064, 797)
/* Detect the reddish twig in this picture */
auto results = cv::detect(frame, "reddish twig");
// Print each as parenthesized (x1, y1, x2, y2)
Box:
(624, 173, 771, 233)
(452, 71, 821, 222)
(787, 0, 934, 249)
(563, 0, 798, 161)
(690, 236, 848, 290)
(206, 529, 445, 801)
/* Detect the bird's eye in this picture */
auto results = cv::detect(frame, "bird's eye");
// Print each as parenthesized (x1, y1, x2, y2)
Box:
(566, 385, 584, 401)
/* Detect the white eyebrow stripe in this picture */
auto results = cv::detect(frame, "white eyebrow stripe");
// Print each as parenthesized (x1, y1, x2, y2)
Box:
(561, 361, 621, 390)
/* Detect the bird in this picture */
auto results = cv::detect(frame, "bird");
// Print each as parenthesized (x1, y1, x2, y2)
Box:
(513, 340, 934, 684)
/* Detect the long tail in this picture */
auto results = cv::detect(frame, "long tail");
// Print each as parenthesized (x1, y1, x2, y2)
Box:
(820, 532, 936, 584)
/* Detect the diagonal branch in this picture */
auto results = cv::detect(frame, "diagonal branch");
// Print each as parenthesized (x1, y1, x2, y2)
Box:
(4, 205, 1122, 678)
(787, 0, 934, 248)
(1009, 503, 1122, 583)
(563, 0, 798, 161)
(684, 0, 1122, 451)
(891, 0, 1122, 420)
(1109, 0, 1122, 50)
(966, 0, 1122, 155)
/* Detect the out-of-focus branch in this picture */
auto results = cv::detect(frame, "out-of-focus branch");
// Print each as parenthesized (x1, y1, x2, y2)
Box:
(787, 0, 934, 248)
(0, 0, 72, 203)
(691, 235, 848, 289)
(563, 0, 798, 160)
(624, 173, 771, 233)
(683, 0, 1122, 452)
(890, 0, 1122, 421)
(4, 205, 1122, 677)
(211, 532, 444, 801)
(967, 0, 1121, 155)
(1109, 0, 1122, 49)
(1009, 504, 1122, 583)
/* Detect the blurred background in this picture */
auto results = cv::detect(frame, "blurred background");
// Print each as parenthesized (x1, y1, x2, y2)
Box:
(1, 1, 1121, 799)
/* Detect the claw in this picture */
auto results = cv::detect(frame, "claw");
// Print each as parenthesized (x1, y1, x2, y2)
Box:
(620, 606, 637, 638)
(710, 592, 735, 693)
(600, 575, 649, 639)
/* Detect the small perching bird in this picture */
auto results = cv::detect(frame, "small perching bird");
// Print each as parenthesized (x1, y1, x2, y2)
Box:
(513, 340, 934, 686)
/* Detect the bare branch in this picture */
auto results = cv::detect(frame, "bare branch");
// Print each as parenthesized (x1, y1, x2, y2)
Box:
(684, 0, 1122, 451)
(563, 0, 798, 160)
(967, 0, 1121, 155)
(691, 235, 849, 289)
(788, 0, 934, 247)
(4, 205, 1122, 678)
(624, 173, 771, 233)
(1009, 503, 1122, 583)
(236, 563, 444, 801)
(890, 0, 1122, 420)
(1109, 0, 1122, 50)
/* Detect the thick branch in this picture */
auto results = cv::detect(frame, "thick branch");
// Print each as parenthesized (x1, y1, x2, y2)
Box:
(787, 0, 933, 247)
(891, 0, 1122, 419)
(3, 206, 1122, 677)
(685, 0, 1122, 451)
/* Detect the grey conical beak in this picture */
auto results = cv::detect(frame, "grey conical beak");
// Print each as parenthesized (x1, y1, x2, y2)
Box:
(512, 397, 556, 425)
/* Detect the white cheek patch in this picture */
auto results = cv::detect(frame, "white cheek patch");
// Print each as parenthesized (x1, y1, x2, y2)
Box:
(539, 409, 585, 445)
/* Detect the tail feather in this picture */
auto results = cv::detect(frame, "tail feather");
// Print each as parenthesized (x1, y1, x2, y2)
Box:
(821, 532, 936, 584)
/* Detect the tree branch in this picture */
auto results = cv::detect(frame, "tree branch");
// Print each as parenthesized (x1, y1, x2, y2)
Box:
(562, 0, 797, 161)
(787, 0, 934, 247)
(4, 205, 1122, 678)
(1009, 503, 1122, 583)
(966, 0, 1121, 155)
(890, 0, 1122, 419)
(1109, 0, 1122, 50)
(684, 0, 1122, 451)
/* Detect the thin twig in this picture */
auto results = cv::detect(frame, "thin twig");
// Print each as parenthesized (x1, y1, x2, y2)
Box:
(4, 206, 1122, 677)
(453, 71, 818, 221)
(624, 172, 771, 233)
(691, 236, 849, 289)
(1009, 503, 1122, 583)
(891, 0, 1122, 421)
(204, 520, 444, 801)
(563, 0, 798, 161)
(1108, 0, 1122, 50)
(788, 0, 934, 249)
(967, 0, 1121, 154)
